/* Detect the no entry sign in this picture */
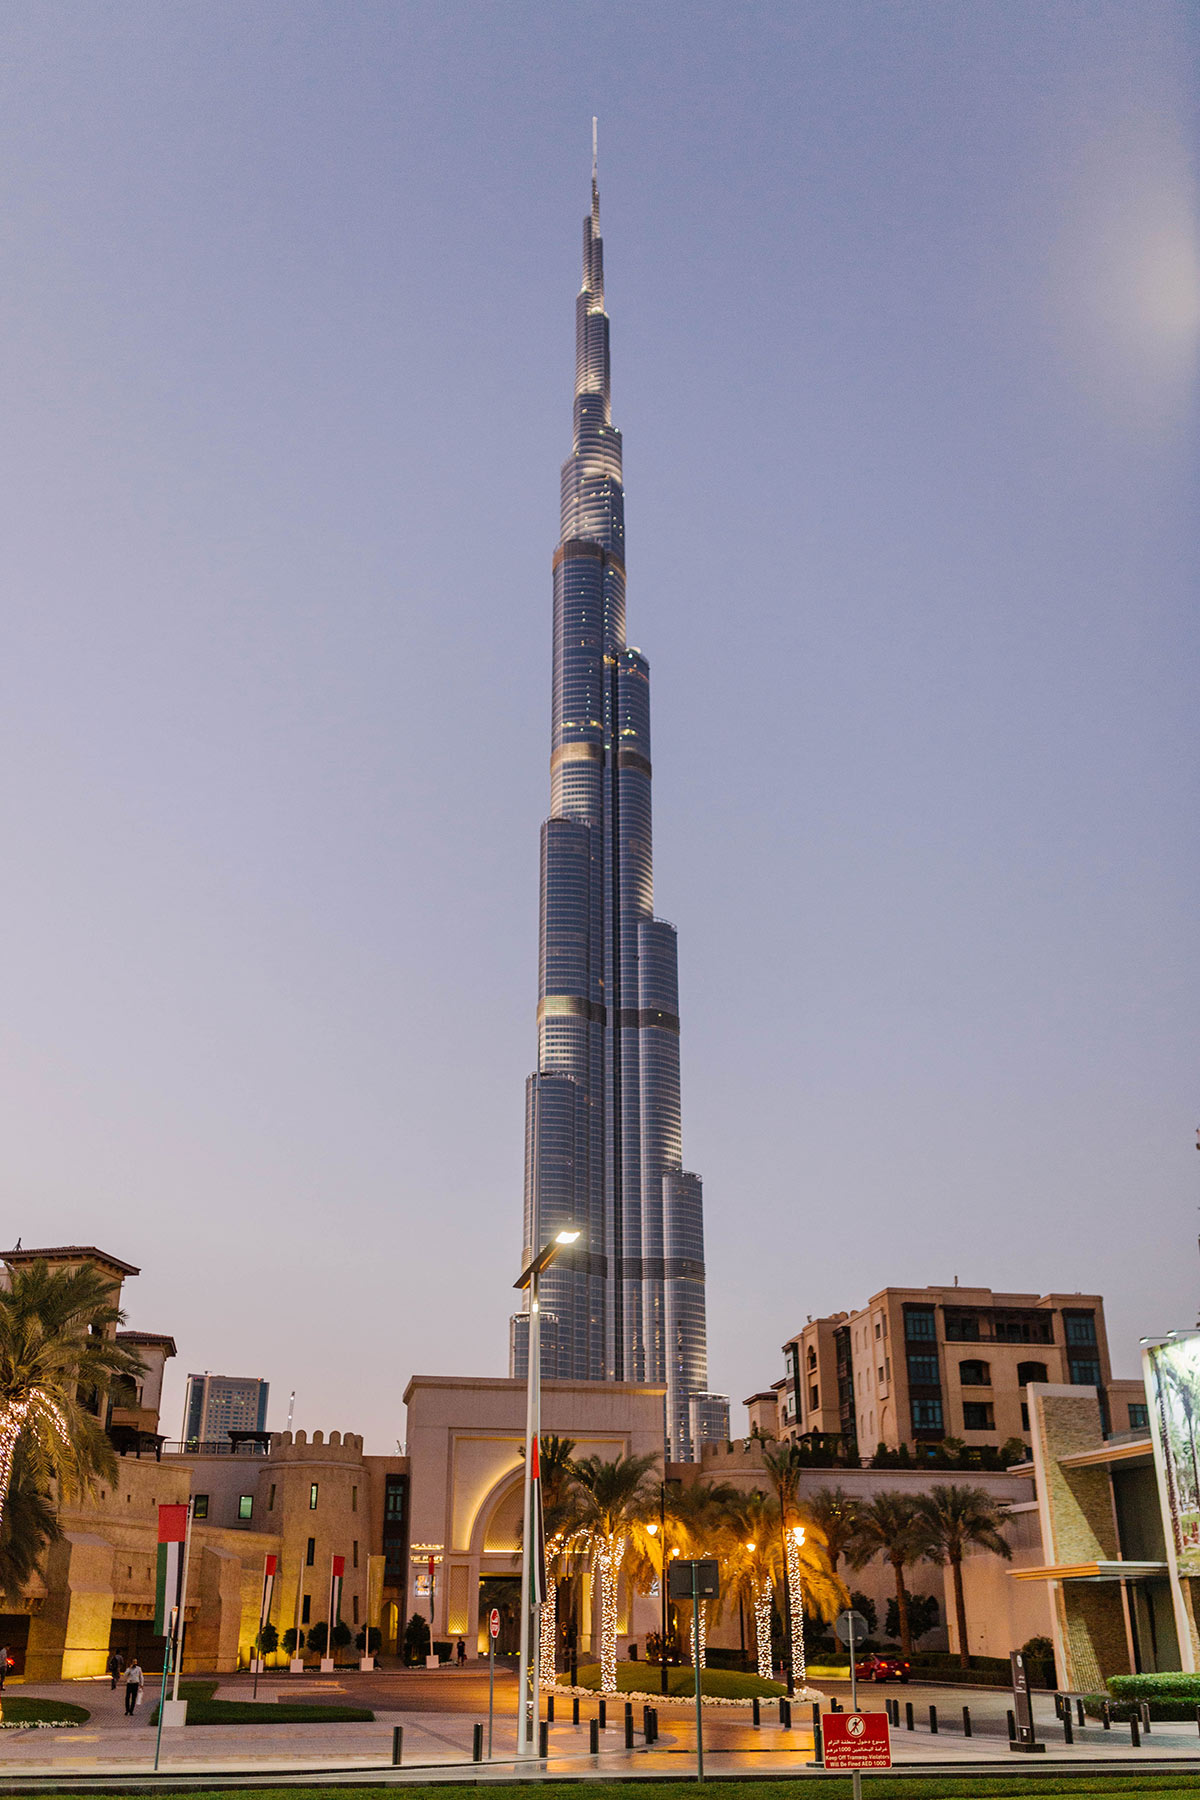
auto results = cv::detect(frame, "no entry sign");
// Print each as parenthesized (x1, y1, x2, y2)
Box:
(822, 1712, 891, 1770)
(489, 1608, 500, 1639)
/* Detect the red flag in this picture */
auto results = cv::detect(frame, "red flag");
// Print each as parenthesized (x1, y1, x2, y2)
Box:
(531, 1438, 547, 1606)
(158, 1504, 188, 1543)
(332, 1555, 345, 1578)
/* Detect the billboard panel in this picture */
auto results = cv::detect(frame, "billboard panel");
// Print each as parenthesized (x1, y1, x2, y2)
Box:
(1144, 1334, 1200, 1578)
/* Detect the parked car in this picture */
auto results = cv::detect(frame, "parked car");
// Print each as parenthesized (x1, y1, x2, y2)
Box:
(855, 1652, 910, 1683)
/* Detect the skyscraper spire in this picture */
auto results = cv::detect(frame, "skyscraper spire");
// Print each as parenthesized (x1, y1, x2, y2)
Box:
(509, 148, 728, 1461)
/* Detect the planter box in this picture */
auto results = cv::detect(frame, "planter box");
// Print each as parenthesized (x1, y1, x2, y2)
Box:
(159, 1700, 188, 1729)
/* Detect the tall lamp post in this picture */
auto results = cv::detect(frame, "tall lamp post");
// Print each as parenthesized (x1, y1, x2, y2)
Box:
(645, 1485, 672, 1696)
(513, 1227, 580, 1757)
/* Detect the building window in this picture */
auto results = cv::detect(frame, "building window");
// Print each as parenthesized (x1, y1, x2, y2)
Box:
(962, 1401, 995, 1431)
(302, 1595, 311, 1624)
(878, 1366, 885, 1385)
(809, 1383, 818, 1409)
(1069, 1357, 1102, 1386)
(959, 1360, 991, 1386)
(912, 1398, 943, 1431)
(192, 1494, 209, 1520)
(1129, 1403, 1149, 1430)
(875, 1322, 881, 1339)
(806, 1346, 817, 1370)
(306, 1536, 316, 1567)
(351, 1485, 358, 1513)
(1021, 1402, 1030, 1430)
(944, 1312, 981, 1342)
(309, 1483, 319, 1510)
(353, 1540, 359, 1569)
(1017, 1361, 1048, 1387)
(238, 1494, 253, 1520)
(905, 1307, 936, 1342)
(268, 1484, 276, 1511)
(907, 1353, 939, 1385)
(1064, 1311, 1097, 1346)
(353, 1595, 359, 1623)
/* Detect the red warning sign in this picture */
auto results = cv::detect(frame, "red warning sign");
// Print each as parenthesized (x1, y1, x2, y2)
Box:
(822, 1711, 891, 1769)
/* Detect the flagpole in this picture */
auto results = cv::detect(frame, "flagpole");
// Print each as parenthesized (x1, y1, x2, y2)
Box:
(253, 1555, 276, 1699)
(328, 1555, 336, 1669)
(292, 1543, 305, 1672)
(171, 1498, 195, 1702)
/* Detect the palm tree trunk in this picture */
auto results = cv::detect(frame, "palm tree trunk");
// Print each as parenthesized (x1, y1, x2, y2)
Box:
(891, 1555, 912, 1656)
(753, 1581, 773, 1680)
(0, 1398, 33, 1540)
(951, 1552, 969, 1667)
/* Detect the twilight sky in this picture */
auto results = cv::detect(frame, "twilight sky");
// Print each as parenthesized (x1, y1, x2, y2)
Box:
(2, 2, 1196, 1451)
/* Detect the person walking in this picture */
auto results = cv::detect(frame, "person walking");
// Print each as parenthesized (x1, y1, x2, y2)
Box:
(0, 1646, 8, 1692)
(456, 1637, 466, 1667)
(107, 1649, 124, 1689)
(124, 1659, 144, 1716)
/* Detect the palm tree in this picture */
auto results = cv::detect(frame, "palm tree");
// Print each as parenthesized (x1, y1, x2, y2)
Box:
(0, 1259, 141, 1539)
(721, 1492, 782, 1679)
(845, 1491, 927, 1657)
(536, 1435, 580, 1684)
(805, 1486, 861, 1575)
(761, 1441, 808, 1690)
(0, 1442, 60, 1594)
(569, 1451, 660, 1692)
(665, 1478, 740, 1668)
(915, 1484, 1012, 1667)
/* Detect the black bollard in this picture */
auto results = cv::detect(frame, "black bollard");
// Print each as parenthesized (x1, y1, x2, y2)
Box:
(812, 1706, 823, 1767)
(547, 1694, 555, 1723)
(1196, 1703, 1200, 1737)
(831, 1697, 841, 1712)
(589, 1716, 599, 1754)
(572, 1695, 580, 1726)
(781, 1697, 792, 1730)
(391, 1725, 404, 1766)
(929, 1705, 938, 1735)
(962, 1705, 972, 1738)
(778, 1696, 787, 1725)
(1142, 1702, 1152, 1734)
(1063, 1710, 1073, 1746)
(906, 1701, 915, 1732)
(598, 1697, 606, 1731)
(1131, 1714, 1140, 1747)
(651, 1706, 659, 1743)
(539, 1720, 548, 1759)
(751, 1696, 760, 1727)
(472, 1722, 483, 1762)
(1007, 1710, 1016, 1742)
(1102, 1700, 1111, 1730)
(1076, 1697, 1085, 1728)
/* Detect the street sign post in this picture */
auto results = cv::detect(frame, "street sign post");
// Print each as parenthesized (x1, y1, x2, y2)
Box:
(832, 1607, 874, 1796)
(488, 1608, 500, 1756)
(1009, 1650, 1044, 1753)
(822, 1712, 891, 1771)
(668, 1559, 719, 1780)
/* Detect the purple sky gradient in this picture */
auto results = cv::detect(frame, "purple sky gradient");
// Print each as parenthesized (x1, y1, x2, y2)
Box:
(1, 2, 1196, 1449)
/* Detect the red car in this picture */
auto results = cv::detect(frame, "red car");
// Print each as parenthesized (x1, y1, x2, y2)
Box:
(855, 1652, 910, 1683)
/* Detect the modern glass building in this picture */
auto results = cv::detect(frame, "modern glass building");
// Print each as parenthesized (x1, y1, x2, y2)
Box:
(509, 146, 727, 1461)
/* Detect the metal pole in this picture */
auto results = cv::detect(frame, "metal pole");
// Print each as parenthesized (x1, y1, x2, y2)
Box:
(488, 1631, 495, 1757)
(153, 1609, 174, 1770)
(171, 1500, 195, 1702)
(516, 1264, 540, 1755)
(659, 1483, 669, 1695)
(292, 1541, 305, 1670)
(848, 1610, 861, 1800)
(693, 1570, 703, 1781)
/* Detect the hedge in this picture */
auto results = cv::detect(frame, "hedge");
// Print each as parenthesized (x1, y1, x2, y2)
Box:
(1078, 1672, 1200, 1722)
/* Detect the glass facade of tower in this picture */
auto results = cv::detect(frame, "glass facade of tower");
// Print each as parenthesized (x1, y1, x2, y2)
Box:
(509, 165, 726, 1461)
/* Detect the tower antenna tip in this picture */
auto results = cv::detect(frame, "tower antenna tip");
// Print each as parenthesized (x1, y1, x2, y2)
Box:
(592, 117, 598, 181)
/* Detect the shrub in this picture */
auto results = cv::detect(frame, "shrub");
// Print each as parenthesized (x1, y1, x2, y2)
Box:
(332, 1620, 353, 1649)
(281, 1627, 304, 1657)
(403, 1613, 430, 1665)
(432, 1639, 453, 1661)
(1081, 1674, 1200, 1722)
(355, 1625, 382, 1653)
(306, 1621, 329, 1655)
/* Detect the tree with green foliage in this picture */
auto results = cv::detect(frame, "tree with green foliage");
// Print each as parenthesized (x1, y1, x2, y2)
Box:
(845, 1491, 927, 1656)
(0, 1442, 61, 1593)
(355, 1625, 382, 1653)
(403, 1611, 431, 1665)
(568, 1451, 660, 1693)
(281, 1626, 305, 1656)
(805, 1487, 862, 1574)
(915, 1483, 1012, 1666)
(885, 1590, 938, 1644)
(0, 1259, 142, 1544)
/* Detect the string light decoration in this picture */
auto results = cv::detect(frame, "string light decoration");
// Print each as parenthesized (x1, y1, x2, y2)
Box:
(593, 1533, 626, 1693)
(688, 1598, 707, 1669)
(538, 1534, 563, 1687)
(784, 1525, 807, 1688)
(0, 1391, 67, 1535)
(752, 1578, 773, 1681)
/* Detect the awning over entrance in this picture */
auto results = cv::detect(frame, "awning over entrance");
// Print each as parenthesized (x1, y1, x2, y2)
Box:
(1012, 1560, 1167, 1583)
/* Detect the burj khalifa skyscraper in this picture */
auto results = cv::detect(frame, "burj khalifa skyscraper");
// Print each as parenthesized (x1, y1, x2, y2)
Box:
(510, 137, 727, 1460)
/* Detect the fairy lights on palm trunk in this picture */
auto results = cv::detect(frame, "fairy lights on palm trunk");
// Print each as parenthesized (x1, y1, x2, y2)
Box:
(0, 1391, 67, 1535)
(593, 1535, 625, 1694)
(688, 1598, 707, 1669)
(539, 1536, 563, 1687)
(752, 1579, 773, 1681)
(784, 1525, 807, 1688)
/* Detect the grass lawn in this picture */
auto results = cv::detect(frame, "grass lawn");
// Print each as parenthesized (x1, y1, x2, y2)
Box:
(114, 1781, 1200, 1799)
(571, 1662, 786, 1700)
(0, 1696, 90, 1725)
(148, 1680, 373, 1726)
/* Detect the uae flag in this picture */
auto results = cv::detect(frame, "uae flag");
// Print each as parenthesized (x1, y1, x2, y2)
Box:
(258, 1553, 277, 1636)
(328, 1554, 345, 1632)
(530, 1437, 547, 1606)
(154, 1504, 188, 1636)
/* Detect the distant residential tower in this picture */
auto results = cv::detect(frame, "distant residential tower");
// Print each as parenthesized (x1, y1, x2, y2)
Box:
(509, 137, 727, 1459)
(182, 1372, 269, 1445)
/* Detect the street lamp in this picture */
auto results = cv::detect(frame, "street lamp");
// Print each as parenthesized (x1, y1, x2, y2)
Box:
(513, 1227, 579, 1756)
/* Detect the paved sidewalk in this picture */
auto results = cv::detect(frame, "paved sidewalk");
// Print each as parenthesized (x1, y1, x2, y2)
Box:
(2, 1676, 1198, 1783)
